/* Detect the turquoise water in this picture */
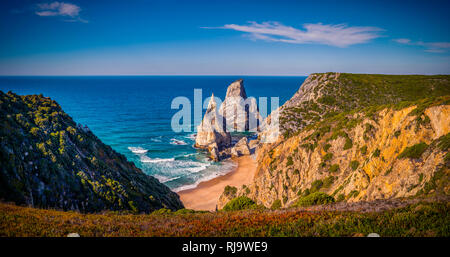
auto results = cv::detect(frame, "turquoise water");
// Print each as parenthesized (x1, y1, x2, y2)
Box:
(0, 76, 305, 191)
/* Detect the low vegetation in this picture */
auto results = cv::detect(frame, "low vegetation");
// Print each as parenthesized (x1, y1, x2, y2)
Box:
(398, 142, 429, 159)
(1, 201, 448, 237)
(222, 196, 259, 211)
(293, 192, 335, 207)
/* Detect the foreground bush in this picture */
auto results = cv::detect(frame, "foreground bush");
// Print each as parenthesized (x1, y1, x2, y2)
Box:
(294, 192, 335, 207)
(222, 196, 258, 211)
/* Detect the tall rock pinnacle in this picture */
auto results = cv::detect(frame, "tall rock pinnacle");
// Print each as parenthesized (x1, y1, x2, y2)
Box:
(195, 93, 231, 152)
(219, 79, 259, 132)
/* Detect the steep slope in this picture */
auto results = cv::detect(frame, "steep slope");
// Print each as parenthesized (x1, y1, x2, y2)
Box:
(220, 73, 450, 209)
(279, 73, 450, 138)
(0, 91, 183, 213)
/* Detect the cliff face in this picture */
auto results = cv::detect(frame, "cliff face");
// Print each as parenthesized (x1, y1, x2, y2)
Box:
(0, 91, 184, 213)
(219, 73, 450, 209)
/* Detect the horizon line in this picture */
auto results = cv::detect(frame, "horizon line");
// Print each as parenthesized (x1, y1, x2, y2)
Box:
(0, 72, 449, 77)
(0, 74, 309, 77)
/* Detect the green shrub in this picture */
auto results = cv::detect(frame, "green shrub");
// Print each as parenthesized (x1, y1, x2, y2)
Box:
(270, 199, 282, 210)
(297, 188, 311, 197)
(348, 190, 359, 198)
(373, 148, 381, 157)
(437, 133, 450, 151)
(336, 194, 345, 202)
(343, 138, 353, 150)
(222, 196, 257, 211)
(360, 145, 368, 155)
(398, 142, 428, 159)
(329, 164, 340, 173)
(301, 143, 316, 151)
(384, 167, 393, 176)
(173, 209, 206, 215)
(223, 185, 237, 197)
(294, 192, 335, 207)
(30, 127, 40, 137)
(323, 153, 333, 162)
(152, 208, 172, 215)
(310, 179, 323, 193)
(323, 144, 332, 152)
(286, 156, 294, 166)
(350, 160, 359, 171)
(323, 176, 335, 188)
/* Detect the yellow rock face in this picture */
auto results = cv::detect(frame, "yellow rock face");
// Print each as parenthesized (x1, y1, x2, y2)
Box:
(235, 104, 450, 208)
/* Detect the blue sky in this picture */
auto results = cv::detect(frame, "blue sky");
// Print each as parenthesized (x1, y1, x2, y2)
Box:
(0, 0, 449, 75)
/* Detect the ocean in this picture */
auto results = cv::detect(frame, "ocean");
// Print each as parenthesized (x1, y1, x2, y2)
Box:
(0, 76, 306, 191)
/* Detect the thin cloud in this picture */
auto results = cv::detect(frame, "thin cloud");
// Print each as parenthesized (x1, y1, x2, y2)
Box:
(205, 21, 383, 47)
(394, 38, 450, 53)
(35, 2, 87, 22)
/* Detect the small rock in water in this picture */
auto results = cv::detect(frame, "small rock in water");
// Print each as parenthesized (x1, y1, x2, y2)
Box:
(67, 233, 80, 237)
(367, 233, 380, 237)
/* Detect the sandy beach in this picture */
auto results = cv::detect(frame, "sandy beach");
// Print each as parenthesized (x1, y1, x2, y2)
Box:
(178, 155, 257, 211)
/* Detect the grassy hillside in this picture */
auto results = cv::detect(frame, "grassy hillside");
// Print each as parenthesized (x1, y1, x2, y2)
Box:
(280, 73, 450, 137)
(0, 91, 183, 213)
(1, 199, 448, 237)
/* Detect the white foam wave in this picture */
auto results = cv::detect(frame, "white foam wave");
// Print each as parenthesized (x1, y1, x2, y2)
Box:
(185, 163, 209, 173)
(140, 156, 175, 163)
(128, 146, 148, 154)
(154, 175, 181, 183)
(172, 161, 237, 192)
(184, 134, 196, 140)
(150, 137, 162, 142)
(170, 138, 187, 145)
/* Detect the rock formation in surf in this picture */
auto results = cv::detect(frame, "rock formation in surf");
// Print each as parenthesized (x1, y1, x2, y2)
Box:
(219, 79, 259, 132)
(195, 79, 260, 161)
(194, 93, 231, 161)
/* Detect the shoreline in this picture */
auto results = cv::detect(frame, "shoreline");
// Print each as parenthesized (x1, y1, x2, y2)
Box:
(178, 155, 257, 211)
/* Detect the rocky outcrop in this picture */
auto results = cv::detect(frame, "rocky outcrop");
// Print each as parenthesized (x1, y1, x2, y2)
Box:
(219, 79, 260, 132)
(195, 79, 261, 161)
(0, 91, 184, 213)
(231, 137, 251, 157)
(195, 94, 231, 160)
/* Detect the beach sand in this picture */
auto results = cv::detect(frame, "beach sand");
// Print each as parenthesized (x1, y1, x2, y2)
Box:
(178, 155, 257, 211)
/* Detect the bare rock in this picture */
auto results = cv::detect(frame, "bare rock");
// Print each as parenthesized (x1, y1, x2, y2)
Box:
(219, 79, 260, 132)
(195, 93, 231, 157)
(234, 137, 251, 156)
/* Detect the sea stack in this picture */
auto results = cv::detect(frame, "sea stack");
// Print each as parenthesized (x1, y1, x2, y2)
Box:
(219, 79, 259, 132)
(195, 79, 261, 161)
(195, 93, 231, 161)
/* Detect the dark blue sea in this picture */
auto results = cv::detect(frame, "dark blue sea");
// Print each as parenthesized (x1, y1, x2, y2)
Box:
(0, 76, 306, 191)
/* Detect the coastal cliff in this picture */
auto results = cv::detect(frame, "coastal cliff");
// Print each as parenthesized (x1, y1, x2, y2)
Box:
(219, 73, 450, 209)
(0, 91, 184, 213)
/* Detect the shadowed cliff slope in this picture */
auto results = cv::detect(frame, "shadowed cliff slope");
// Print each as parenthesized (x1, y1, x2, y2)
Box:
(0, 91, 183, 213)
